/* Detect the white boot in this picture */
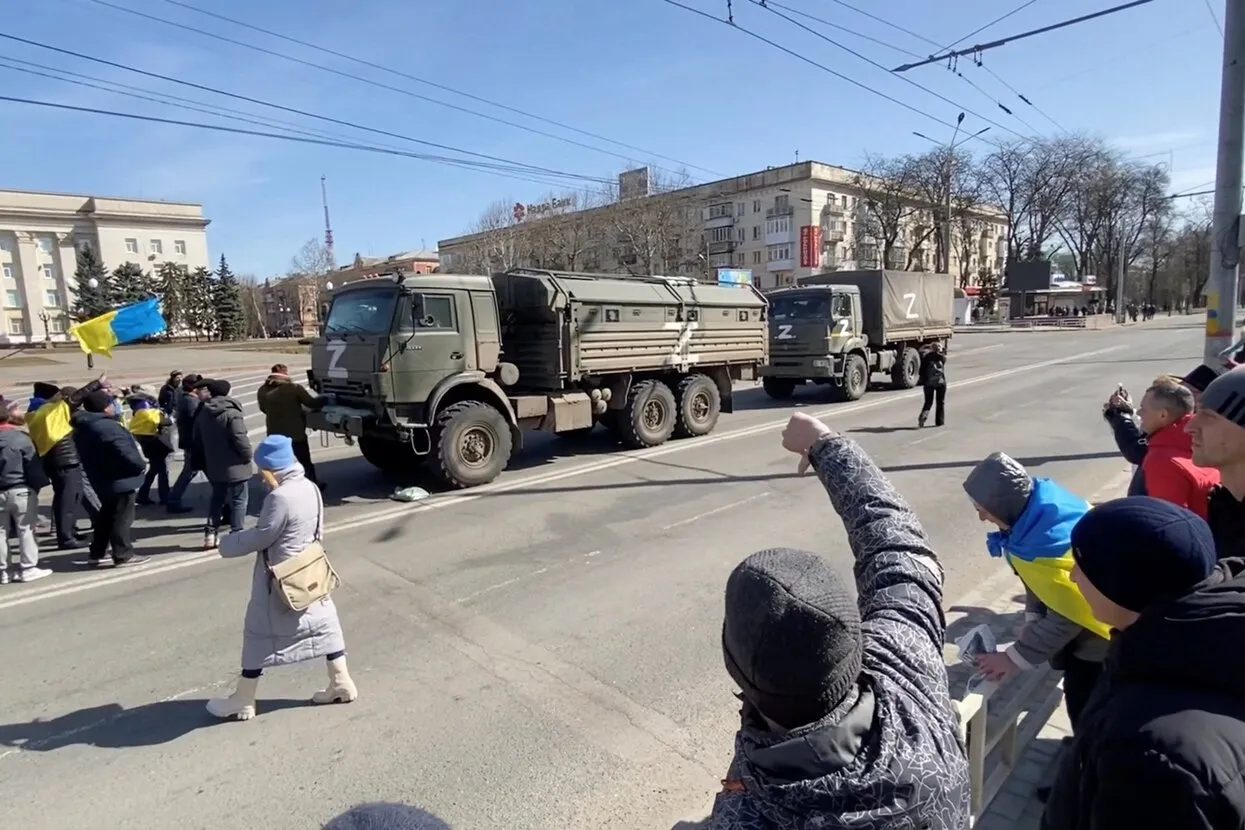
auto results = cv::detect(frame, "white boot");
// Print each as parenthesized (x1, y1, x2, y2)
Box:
(206, 675, 260, 721)
(312, 656, 358, 704)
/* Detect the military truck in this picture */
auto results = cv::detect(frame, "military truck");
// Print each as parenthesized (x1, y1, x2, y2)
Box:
(760, 269, 954, 402)
(305, 268, 768, 489)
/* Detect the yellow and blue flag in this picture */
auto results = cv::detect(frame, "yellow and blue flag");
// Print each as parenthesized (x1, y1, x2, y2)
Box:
(68, 297, 166, 357)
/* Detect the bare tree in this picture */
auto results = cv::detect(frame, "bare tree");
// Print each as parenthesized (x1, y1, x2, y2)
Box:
(852, 155, 925, 270)
(907, 146, 982, 273)
(608, 169, 705, 277)
(236, 273, 268, 338)
(289, 238, 334, 279)
(1140, 205, 1176, 304)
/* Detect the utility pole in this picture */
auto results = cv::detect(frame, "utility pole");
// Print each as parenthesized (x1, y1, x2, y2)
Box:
(914, 114, 989, 275)
(1202, 0, 1245, 366)
(1115, 239, 1127, 324)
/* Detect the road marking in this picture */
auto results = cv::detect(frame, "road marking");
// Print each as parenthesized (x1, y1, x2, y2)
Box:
(0, 344, 1125, 611)
(660, 492, 770, 530)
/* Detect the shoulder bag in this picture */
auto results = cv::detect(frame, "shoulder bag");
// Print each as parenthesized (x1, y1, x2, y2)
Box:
(263, 484, 340, 612)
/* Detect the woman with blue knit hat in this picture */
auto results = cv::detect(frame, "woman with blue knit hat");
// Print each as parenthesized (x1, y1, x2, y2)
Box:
(205, 433, 357, 721)
(1042, 497, 1245, 830)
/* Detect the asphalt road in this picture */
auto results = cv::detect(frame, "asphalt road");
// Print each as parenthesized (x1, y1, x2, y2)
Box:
(0, 316, 1205, 830)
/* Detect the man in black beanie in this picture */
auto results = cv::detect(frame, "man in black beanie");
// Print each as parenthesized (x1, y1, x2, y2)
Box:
(1188, 364, 1245, 559)
(709, 412, 968, 829)
(70, 389, 149, 568)
(1043, 496, 1245, 830)
(190, 378, 252, 550)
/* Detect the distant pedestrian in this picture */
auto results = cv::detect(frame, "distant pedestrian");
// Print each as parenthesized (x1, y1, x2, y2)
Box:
(126, 384, 175, 506)
(157, 370, 182, 415)
(257, 363, 325, 489)
(166, 372, 203, 514)
(71, 390, 149, 568)
(206, 434, 355, 721)
(0, 397, 51, 584)
(707, 412, 968, 829)
(1187, 365, 1245, 559)
(1042, 497, 1244, 830)
(191, 379, 252, 550)
(917, 341, 947, 428)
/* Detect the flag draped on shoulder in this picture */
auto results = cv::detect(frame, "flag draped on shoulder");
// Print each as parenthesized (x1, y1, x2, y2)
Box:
(69, 297, 166, 357)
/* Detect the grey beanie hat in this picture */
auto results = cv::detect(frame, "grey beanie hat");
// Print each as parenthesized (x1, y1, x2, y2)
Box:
(1200, 365, 1245, 427)
(963, 452, 1034, 527)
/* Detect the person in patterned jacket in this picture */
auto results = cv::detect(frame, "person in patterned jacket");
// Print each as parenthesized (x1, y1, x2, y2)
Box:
(708, 412, 970, 830)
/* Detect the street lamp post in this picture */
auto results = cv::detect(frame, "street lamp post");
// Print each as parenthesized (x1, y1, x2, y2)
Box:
(914, 115, 990, 276)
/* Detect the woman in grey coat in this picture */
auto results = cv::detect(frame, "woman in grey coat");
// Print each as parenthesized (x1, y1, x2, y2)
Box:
(206, 434, 358, 721)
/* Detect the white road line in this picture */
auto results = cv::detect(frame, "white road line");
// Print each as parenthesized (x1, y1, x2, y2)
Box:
(660, 492, 770, 531)
(0, 344, 1125, 611)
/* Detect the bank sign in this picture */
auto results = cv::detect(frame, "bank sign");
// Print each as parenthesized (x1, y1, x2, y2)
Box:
(513, 196, 577, 222)
(799, 225, 823, 268)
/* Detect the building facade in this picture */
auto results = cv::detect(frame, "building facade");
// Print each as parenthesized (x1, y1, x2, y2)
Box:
(0, 189, 210, 344)
(330, 248, 439, 283)
(438, 161, 1009, 292)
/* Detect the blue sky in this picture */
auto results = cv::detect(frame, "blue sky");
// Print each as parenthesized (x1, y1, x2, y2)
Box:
(0, 0, 1225, 276)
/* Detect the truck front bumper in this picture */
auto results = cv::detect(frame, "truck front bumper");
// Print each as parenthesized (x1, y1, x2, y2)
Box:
(761, 356, 838, 379)
(308, 404, 375, 438)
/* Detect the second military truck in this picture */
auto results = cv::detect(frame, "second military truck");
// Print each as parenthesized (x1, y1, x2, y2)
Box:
(760, 269, 955, 401)
(306, 268, 768, 489)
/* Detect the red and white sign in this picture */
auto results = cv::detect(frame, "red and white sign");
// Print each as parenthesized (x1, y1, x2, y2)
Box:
(799, 225, 823, 268)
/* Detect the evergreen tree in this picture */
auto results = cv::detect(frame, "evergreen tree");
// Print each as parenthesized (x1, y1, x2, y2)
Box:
(156, 261, 187, 336)
(185, 266, 217, 339)
(213, 254, 246, 341)
(109, 262, 147, 306)
(70, 245, 112, 321)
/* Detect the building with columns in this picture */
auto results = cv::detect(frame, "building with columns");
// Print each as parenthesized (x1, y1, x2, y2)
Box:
(0, 189, 210, 344)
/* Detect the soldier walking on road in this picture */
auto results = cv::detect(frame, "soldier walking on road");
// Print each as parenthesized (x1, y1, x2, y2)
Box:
(917, 342, 947, 428)
(256, 363, 325, 489)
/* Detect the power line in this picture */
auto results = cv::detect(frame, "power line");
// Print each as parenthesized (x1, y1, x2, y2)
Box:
(0, 32, 602, 185)
(977, 62, 1067, 132)
(938, 0, 1040, 52)
(111, 0, 720, 177)
(749, 0, 1028, 140)
(0, 95, 622, 186)
(1202, 0, 1225, 36)
(756, 1, 922, 57)
(892, 0, 1156, 72)
(0, 59, 598, 191)
(1029, 24, 1205, 91)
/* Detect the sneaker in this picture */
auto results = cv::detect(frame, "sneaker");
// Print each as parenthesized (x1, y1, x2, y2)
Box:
(0, 570, 9, 585)
(115, 555, 150, 568)
(15, 567, 52, 583)
(58, 538, 89, 551)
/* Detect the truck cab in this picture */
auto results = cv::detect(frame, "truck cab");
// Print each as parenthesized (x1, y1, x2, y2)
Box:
(761, 285, 868, 400)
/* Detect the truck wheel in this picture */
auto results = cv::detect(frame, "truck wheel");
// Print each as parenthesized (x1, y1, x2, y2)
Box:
(620, 379, 676, 449)
(358, 434, 421, 473)
(674, 374, 721, 438)
(891, 347, 920, 389)
(432, 401, 513, 489)
(763, 377, 797, 400)
(840, 353, 869, 401)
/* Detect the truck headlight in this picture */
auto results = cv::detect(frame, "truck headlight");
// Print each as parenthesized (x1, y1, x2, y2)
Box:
(812, 359, 830, 368)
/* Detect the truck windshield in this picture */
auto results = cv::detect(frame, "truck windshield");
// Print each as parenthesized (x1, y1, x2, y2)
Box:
(770, 294, 832, 321)
(324, 287, 397, 335)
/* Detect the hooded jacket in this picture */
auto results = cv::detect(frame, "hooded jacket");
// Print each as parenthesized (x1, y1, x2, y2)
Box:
(0, 423, 48, 491)
(709, 434, 969, 830)
(919, 350, 946, 388)
(26, 380, 103, 470)
(192, 395, 253, 483)
(256, 373, 321, 438)
(71, 410, 146, 494)
(1139, 414, 1219, 518)
(1042, 558, 1245, 830)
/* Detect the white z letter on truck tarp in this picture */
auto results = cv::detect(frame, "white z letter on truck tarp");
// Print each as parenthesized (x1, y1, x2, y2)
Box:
(326, 341, 348, 379)
(776, 323, 795, 340)
(903, 292, 919, 320)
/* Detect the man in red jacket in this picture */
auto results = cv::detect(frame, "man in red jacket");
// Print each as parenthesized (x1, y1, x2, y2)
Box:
(1136, 377, 1219, 517)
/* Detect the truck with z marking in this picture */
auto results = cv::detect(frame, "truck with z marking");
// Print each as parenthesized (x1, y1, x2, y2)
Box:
(306, 268, 768, 489)
(760, 269, 954, 402)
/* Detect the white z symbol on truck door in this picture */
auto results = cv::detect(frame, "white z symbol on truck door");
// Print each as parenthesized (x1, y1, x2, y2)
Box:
(902, 292, 919, 320)
(776, 324, 795, 340)
(326, 341, 348, 379)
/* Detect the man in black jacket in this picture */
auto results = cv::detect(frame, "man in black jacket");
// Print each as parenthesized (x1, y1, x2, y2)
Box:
(1188, 364, 1245, 559)
(72, 391, 149, 568)
(29, 380, 102, 549)
(166, 373, 202, 514)
(191, 378, 252, 550)
(1042, 497, 1238, 830)
(917, 342, 947, 428)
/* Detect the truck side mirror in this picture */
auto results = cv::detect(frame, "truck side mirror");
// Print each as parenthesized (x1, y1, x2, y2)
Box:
(410, 294, 426, 326)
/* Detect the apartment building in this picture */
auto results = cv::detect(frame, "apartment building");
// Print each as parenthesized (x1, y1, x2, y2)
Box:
(438, 161, 1009, 292)
(0, 188, 210, 344)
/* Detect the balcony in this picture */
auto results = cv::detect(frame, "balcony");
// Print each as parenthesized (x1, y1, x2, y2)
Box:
(702, 204, 735, 229)
(766, 204, 794, 219)
(707, 240, 737, 255)
(764, 225, 794, 246)
(766, 257, 794, 272)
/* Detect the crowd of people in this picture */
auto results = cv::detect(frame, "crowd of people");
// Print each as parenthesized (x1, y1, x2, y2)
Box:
(707, 363, 1245, 830)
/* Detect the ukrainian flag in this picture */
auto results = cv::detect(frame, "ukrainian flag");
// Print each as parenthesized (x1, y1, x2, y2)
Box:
(68, 297, 167, 357)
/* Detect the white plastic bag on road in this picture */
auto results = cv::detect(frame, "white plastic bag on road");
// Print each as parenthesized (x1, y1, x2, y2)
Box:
(955, 623, 999, 695)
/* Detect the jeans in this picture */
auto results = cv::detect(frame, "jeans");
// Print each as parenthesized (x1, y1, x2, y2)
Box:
(0, 486, 40, 570)
(206, 481, 248, 534)
(921, 385, 947, 426)
(168, 458, 200, 507)
(139, 456, 170, 504)
(91, 490, 137, 564)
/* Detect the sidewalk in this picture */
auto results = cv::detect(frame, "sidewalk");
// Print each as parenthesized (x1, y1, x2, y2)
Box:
(945, 465, 1133, 829)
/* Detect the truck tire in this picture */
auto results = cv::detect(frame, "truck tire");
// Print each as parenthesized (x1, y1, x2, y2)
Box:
(891, 347, 920, 389)
(432, 401, 513, 489)
(674, 374, 721, 438)
(358, 434, 422, 473)
(763, 377, 797, 400)
(835, 353, 868, 402)
(620, 379, 677, 449)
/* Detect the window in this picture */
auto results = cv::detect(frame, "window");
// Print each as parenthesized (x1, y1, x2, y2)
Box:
(831, 293, 853, 319)
(736, 252, 746, 265)
(768, 245, 792, 261)
(752, 200, 761, 213)
(0, 237, 9, 253)
(752, 250, 761, 264)
(708, 226, 734, 243)
(771, 294, 831, 321)
(4, 289, 21, 308)
(41, 264, 55, 280)
(736, 227, 745, 242)
(775, 195, 790, 210)
(125, 238, 138, 253)
(1, 265, 11, 280)
(45, 290, 62, 307)
(324, 286, 397, 334)
(37, 236, 52, 254)
(150, 239, 163, 255)
(707, 203, 732, 220)
(49, 315, 66, 334)
(415, 294, 455, 329)
(752, 225, 759, 240)
(7, 316, 25, 335)
(174, 240, 186, 255)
